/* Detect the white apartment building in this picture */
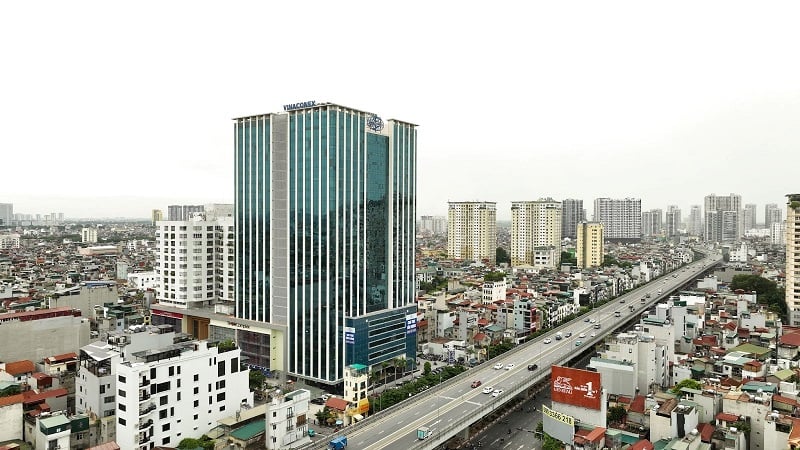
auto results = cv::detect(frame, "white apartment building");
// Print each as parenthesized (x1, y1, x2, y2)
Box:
(482, 279, 507, 305)
(765, 203, 782, 230)
(592, 198, 641, 241)
(744, 203, 757, 231)
(447, 202, 496, 264)
(772, 221, 786, 245)
(510, 199, 562, 269)
(591, 332, 668, 396)
(81, 228, 98, 244)
(155, 214, 234, 310)
(561, 199, 585, 240)
(576, 221, 604, 269)
(115, 339, 252, 450)
(0, 233, 20, 249)
(665, 205, 681, 237)
(127, 271, 159, 291)
(419, 216, 447, 235)
(265, 389, 311, 450)
(786, 195, 800, 326)
(688, 205, 703, 236)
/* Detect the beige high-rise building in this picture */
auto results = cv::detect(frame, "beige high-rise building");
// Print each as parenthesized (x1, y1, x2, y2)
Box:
(510, 198, 562, 269)
(447, 201, 496, 264)
(151, 209, 163, 226)
(785, 194, 800, 325)
(577, 221, 604, 269)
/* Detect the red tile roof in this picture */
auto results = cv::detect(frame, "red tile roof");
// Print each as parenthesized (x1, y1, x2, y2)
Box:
(629, 440, 654, 450)
(716, 412, 740, 423)
(781, 331, 800, 347)
(629, 395, 646, 413)
(0, 393, 24, 407)
(473, 333, 487, 342)
(789, 417, 800, 447)
(774, 395, 800, 408)
(22, 388, 68, 404)
(584, 427, 606, 442)
(697, 422, 715, 442)
(87, 443, 121, 450)
(46, 352, 78, 363)
(3, 360, 35, 376)
(325, 397, 349, 412)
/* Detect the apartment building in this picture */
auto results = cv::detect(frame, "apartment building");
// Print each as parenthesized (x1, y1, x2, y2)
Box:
(576, 221, 604, 269)
(592, 198, 641, 242)
(665, 205, 681, 238)
(785, 194, 800, 325)
(704, 193, 742, 242)
(765, 203, 782, 230)
(561, 199, 585, 240)
(510, 199, 562, 269)
(448, 201, 497, 264)
(81, 228, 98, 244)
(115, 339, 252, 450)
(642, 209, 663, 237)
(688, 205, 702, 236)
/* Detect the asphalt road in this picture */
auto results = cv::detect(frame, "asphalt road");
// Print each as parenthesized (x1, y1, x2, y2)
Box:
(305, 251, 721, 450)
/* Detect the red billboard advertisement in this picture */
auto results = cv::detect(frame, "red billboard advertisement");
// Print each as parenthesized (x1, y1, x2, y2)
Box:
(550, 365, 601, 410)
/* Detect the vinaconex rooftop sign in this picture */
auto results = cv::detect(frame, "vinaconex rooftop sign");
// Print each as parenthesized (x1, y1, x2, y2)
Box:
(283, 101, 316, 111)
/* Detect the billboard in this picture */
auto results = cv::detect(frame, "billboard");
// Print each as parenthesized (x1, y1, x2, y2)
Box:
(542, 404, 575, 444)
(551, 366, 601, 410)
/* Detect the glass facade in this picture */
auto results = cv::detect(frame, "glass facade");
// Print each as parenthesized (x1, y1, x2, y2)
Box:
(234, 104, 417, 384)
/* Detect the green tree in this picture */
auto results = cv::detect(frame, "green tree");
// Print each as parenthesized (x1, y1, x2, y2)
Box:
(484, 271, 507, 282)
(496, 247, 510, 264)
(423, 361, 431, 375)
(608, 405, 627, 423)
(218, 339, 236, 353)
(249, 369, 266, 391)
(560, 251, 576, 266)
(178, 435, 215, 450)
(671, 378, 702, 394)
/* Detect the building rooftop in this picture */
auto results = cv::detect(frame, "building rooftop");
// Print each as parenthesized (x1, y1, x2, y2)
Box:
(230, 421, 265, 441)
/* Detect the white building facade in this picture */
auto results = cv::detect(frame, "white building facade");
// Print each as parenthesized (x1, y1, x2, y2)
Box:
(510, 199, 562, 269)
(448, 202, 497, 264)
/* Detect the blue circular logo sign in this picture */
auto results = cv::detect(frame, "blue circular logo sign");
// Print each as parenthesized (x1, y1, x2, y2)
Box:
(367, 114, 384, 132)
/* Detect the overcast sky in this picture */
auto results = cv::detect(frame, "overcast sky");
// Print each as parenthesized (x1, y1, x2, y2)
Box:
(3, 1, 799, 221)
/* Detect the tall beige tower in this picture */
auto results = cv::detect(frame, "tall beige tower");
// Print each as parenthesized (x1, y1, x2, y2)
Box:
(447, 202, 497, 264)
(786, 195, 800, 325)
(510, 199, 562, 269)
(577, 221, 604, 269)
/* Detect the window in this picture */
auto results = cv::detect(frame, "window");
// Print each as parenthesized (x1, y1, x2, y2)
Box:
(100, 385, 105, 394)
(118, 389, 126, 398)
(194, 400, 199, 407)
(169, 366, 175, 376)
(217, 392, 226, 402)
(162, 437, 170, 445)
(104, 396, 114, 404)
(218, 361, 225, 377)
(118, 417, 126, 425)
(162, 423, 170, 432)
(194, 387, 199, 394)
(194, 374, 199, 382)
(159, 409, 168, 419)
(160, 396, 168, 405)
(194, 414, 198, 420)
(118, 403, 126, 411)
(118, 375, 126, 383)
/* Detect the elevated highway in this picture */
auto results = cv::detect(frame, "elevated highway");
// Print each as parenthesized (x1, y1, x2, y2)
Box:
(303, 250, 722, 450)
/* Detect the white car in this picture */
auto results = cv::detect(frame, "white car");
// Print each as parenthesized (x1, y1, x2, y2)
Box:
(544, 338, 552, 344)
(579, 333, 586, 338)
(492, 389, 504, 397)
(590, 332, 596, 337)
(504, 363, 515, 370)
(493, 362, 504, 370)
(482, 385, 494, 394)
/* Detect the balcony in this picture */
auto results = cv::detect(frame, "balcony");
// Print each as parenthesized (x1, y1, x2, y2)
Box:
(138, 391, 151, 402)
(138, 419, 153, 430)
(139, 378, 150, 387)
(139, 403, 156, 416)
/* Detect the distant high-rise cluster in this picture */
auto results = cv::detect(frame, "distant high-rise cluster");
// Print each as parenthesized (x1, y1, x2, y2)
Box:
(641, 209, 663, 238)
(688, 205, 703, 236)
(419, 215, 447, 235)
(704, 193, 742, 243)
(448, 201, 497, 264)
(592, 198, 642, 242)
(0, 203, 65, 226)
(665, 205, 681, 237)
(765, 203, 782, 230)
(510, 198, 562, 269)
(167, 204, 204, 221)
(0, 203, 12, 226)
(561, 199, 585, 240)
(744, 203, 757, 231)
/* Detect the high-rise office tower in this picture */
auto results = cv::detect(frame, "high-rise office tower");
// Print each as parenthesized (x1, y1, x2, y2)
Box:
(167, 204, 204, 221)
(576, 221, 604, 269)
(510, 199, 562, 269)
(744, 204, 757, 231)
(234, 103, 417, 385)
(448, 202, 497, 264)
(592, 198, 641, 242)
(0, 203, 12, 227)
(641, 209, 663, 238)
(665, 205, 681, 238)
(765, 203, 782, 230)
(688, 205, 702, 236)
(561, 199, 585, 240)
(785, 194, 800, 325)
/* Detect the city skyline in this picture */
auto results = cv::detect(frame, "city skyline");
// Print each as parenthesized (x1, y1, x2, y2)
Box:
(3, 2, 800, 220)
